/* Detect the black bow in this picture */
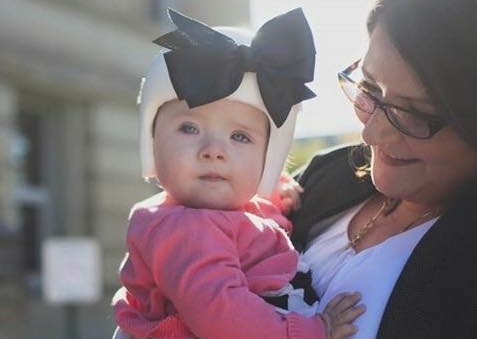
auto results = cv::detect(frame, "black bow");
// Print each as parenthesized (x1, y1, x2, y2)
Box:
(154, 8, 316, 128)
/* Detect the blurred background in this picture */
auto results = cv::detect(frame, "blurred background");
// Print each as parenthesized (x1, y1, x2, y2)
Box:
(0, 0, 369, 338)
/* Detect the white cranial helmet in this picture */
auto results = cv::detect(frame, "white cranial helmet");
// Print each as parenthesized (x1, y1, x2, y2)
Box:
(139, 26, 302, 197)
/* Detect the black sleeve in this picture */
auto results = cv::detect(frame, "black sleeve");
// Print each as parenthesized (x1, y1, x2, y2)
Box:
(289, 144, 375, 251)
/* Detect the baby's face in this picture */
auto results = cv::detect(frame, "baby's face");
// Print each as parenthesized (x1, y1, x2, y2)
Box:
(153, 99, 269, 209)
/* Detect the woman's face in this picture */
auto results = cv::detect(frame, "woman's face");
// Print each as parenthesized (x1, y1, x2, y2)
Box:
(359, 22, 477, 205)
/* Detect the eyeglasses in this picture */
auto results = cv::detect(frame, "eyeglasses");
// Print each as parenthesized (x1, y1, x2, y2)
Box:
(337, 60, 447, 139)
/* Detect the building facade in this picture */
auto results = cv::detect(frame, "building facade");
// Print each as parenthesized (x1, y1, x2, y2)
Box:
(0, 1, 250, 338)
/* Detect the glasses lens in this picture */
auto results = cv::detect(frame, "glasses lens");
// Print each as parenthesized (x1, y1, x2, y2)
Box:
(339, 74, 375, 114)
(339, 61, 443, 139)
(386, 107, 431, 138)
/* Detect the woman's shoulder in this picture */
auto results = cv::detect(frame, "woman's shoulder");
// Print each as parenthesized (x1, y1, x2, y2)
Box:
(292, 143, 373, 208)
(289, 143, 375, 250)
(293, 143, 362, 181)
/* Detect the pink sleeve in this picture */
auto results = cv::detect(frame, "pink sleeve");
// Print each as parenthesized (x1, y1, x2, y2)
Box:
(247, 197, 294, 235)
(128, 209, 326, 339)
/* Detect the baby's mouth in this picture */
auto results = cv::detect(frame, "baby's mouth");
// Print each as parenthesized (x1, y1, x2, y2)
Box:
(199, 173, 226, 181)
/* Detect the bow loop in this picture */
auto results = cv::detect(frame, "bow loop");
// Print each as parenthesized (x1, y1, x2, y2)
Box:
(154, 7, 316, 128)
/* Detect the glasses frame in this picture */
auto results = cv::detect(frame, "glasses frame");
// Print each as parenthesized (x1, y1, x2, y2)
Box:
(338, 59, 447, 139)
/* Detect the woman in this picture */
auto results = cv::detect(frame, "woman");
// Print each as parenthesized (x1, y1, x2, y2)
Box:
(113, 1, 477, 338)
(290, 0, 477, 338)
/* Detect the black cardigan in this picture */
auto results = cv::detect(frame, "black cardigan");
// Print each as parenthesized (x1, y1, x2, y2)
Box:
(289, 145, 477, 339)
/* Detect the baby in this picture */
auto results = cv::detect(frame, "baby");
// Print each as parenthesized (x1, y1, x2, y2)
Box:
(112, 8, 364, 339)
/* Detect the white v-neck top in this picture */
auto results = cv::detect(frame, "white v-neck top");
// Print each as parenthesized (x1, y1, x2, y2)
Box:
(301, 202, 439, 339)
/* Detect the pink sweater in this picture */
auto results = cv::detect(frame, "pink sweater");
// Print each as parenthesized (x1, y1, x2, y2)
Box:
(113, 193, 326, 339)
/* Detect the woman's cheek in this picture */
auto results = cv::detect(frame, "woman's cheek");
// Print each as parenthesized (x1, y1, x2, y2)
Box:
(355, 108, 371, 124)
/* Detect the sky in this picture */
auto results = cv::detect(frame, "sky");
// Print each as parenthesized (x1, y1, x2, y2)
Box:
(250, 0, 371, 138)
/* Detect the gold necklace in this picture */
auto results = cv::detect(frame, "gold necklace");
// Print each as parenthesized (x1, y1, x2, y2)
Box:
(347, 197, 437, 249)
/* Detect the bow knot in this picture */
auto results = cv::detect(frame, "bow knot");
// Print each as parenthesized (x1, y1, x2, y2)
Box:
(154, 8, 316, 127)
(238, 45, 258, 72)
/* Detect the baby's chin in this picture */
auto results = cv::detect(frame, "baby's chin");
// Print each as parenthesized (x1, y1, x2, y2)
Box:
(178, 195, 248, 211)
(185, 200, 240, 211)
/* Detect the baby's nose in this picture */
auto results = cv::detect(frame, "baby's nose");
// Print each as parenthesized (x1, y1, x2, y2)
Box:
(199, 141, 225, 160)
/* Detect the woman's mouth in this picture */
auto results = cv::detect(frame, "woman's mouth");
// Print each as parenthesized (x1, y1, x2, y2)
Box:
(378, 149, 419, 166)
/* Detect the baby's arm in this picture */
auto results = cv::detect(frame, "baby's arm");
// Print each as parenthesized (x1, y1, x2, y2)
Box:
(123, 210, 327, 339)
(113, 293, 365, 339)
(320, 292, 366, 339)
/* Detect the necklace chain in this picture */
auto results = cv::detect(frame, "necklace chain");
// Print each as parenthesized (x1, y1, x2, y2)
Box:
(347, 197, 437, 249)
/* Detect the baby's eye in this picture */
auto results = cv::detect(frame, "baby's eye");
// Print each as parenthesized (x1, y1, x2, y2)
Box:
(178, 122, 199, 134)
(231, 132, 251, 143)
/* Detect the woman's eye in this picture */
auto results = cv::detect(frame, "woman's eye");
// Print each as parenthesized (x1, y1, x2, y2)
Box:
(178, 123, 198, 134)
(231, 132, 251, 143)
(358, 80, 382, 97)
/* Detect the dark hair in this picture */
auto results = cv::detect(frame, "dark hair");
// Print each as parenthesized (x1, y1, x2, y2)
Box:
(349, 144, 371, 179)
(367, 0, 477, 150)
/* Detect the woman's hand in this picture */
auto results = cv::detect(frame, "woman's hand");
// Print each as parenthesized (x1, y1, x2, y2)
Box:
(269, 173, 304, 215)
(320, 292, 366, 339)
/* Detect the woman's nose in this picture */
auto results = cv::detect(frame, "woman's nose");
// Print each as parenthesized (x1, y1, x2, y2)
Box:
(361, 107, 397, 144)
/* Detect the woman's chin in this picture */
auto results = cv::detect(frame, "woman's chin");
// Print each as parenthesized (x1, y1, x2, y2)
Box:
(371, 169, 406, 199)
